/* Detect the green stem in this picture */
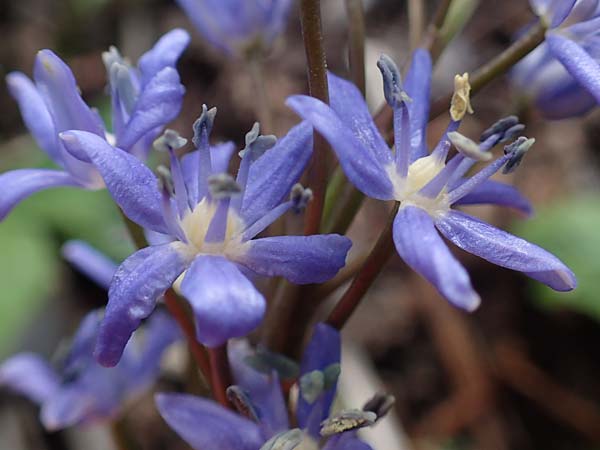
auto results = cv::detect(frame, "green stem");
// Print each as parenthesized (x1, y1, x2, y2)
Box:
(429, 20, 547, 119)
(326, 203, 399, 329)
(300, 0, 330, 236)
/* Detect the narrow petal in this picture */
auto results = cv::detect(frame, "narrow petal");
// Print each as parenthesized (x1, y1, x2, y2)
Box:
(297, 323, 341, 437)
(546, 33, 600, 102)
(236, 235, 351, 284)
(33, 50, 105, 137)
(95, 242, 190, 367)
(6, 72, 60, 162)
(393, 206, 480, 310)
(181, 255, 266, 347)
(404, 49, 433, 160)
(241, 121, 313, 225)
(0, 168, 80, 221)
(435, 210, 577, 291)
(287, 95, 394, 200)
(40, 387, 97, 431)
(62, 241, 117, 290)
(0, 354, 60, 404)
(327, 72, 392, 165)
(60, 131, 168, 233)
(156, 393, 264, 450)
(453, 179, 533, 216)
(137, 29, 190, 87)
(117, 67, 185, 151)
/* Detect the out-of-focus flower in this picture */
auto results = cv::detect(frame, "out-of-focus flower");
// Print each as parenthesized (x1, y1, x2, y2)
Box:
(0, 29, 189, 221)
(62, 240, 119, 290)
(513, 0, 600, 118)
(0, 310, 179, 431)
(156, 323, 376, 450)
(175, 0, 293, 57)
(287, 51, 576, 312)
(60, 112, 351, 367)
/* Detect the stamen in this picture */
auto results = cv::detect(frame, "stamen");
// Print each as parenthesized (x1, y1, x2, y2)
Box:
(419, 153, 464, 199)
(448, 132, 492, 161)
(208, 173, 242, 200)
(480, 115, 519, 142)
(154, 130, 190, 216)
(431, 120, 460, 161)
(363, 393, 396, 422)
(502, 136, 535, 174)
(299, 370, 325, 404)
(226, 386, 259, 422)
(156, 166, 187, 242)
(450, 73, 474, 121)
(259, 429, 303, 450)
(320, 410, 377, 437)
(192, 105, 217, 202)
(291, 183, 313, 213)
(110, 63, 138, 115)
(205, 174, 240, 243)
(377, 54, 412, 108)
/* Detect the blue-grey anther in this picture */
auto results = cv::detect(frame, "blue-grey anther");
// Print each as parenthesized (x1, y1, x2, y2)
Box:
(110, 63, 138, 114)
(153, 129, 188, 153)
(226, 385, 259, 422)
(363, 393, 395, 421)
(299, 370, 325, 404)
(207, 173, 241, 199)
(320, 410, 377, 437)
(500, 123, 526, 143)
(322, 363, 341, 390)
(101, 46, 127, 73)
(448, 132, 492, 161)
(290, 183, 313, 213)
(503, 136, 535, 174)
(480, 115, 520, 142)
(192, 105, 217, 147)
(377, 54, 412, 107)
(239, 122, 277, 160)
(156, 165, 175, 196)
(244, 348, 300, 379)
(259, 429, 303, 450)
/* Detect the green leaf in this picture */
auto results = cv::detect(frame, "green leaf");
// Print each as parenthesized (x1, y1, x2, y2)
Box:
(512, 195, 600, 320)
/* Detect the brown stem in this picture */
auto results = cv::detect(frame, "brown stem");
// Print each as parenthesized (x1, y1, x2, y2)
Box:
(326, 202, 399, 329)
(110, 417, 140, 450)
(429, 21, 546, 119)
(408, 0, 426, 51)
(345, 0, 366, 96)
(300, 0, 330, 236)
(422, 0, 453, 58)
(248, 57, 274, 134)
(164, 290, 212, 385)
(208, 345, 233, 409)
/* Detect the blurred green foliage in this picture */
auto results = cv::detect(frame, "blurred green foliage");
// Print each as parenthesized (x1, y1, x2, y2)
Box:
(513, 195, 600, 320)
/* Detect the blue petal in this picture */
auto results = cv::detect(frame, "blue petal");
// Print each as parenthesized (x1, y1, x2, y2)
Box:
(0, 168, 80, 221)
(530, 0, 576, 27)
(327, 72, 392, 166)
(241, 121, 313, 225)
(156, 393, 264, 450)
(137, 29, 190, 87)
(236, 234, 351, 284)
(393, 206, 480, 311)
(6, 72, 60, 163)
(324, 433, 374, 450)
(62, 241, 117, 290)
(117, 67, 185, 151)
(287, 95, 394, 200)
(95, 242, 191, 366)
(62, 310, 102, 374)
(181, 255, 266, 347)
(40, 386, 99, 430)
(33, 50, 105, 137)
(60, 131, 168, 234)
(546, 33, 600, 102)
(297, 323, 341, 437)
(453, 179, 533, 216)
(404, 49, 433, 161)
(175, 0, 236, 54)
(229, 340, 289, 436)
(435, 210, 577, 291)
(0, 353, 59, 404)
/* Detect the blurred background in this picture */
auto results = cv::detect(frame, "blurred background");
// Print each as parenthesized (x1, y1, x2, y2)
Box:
(0, 0, 599, 449)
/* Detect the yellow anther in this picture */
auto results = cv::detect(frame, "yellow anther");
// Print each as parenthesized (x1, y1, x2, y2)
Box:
(450, 72, 474, 121)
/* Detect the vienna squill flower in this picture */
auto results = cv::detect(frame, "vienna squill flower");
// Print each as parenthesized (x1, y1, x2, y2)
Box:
(287, 50, 576, 311)
(176, 0, 293, 57)
(157, 323, 377, 450)
(0, 310, 179, 431)
(514, 0, 600, 118)
(0, 29, 189, 220)
(60, 109, 351, 367)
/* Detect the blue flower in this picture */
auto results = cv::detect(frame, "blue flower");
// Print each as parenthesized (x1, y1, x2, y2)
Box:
(175, 0, 293, 56)
(60, 111, 351, 367)
(287, 51, 576, 312)
(156, 323, 374, 450)
(0, 310, 179, 431)
(0, 29, 189, 221)
(515, 0, 600, 118)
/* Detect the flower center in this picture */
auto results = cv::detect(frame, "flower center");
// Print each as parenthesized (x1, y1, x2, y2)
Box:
(179, 198, 245, 256)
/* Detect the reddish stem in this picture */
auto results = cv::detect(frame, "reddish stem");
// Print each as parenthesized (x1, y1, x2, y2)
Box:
(208, 345, 233, 409)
